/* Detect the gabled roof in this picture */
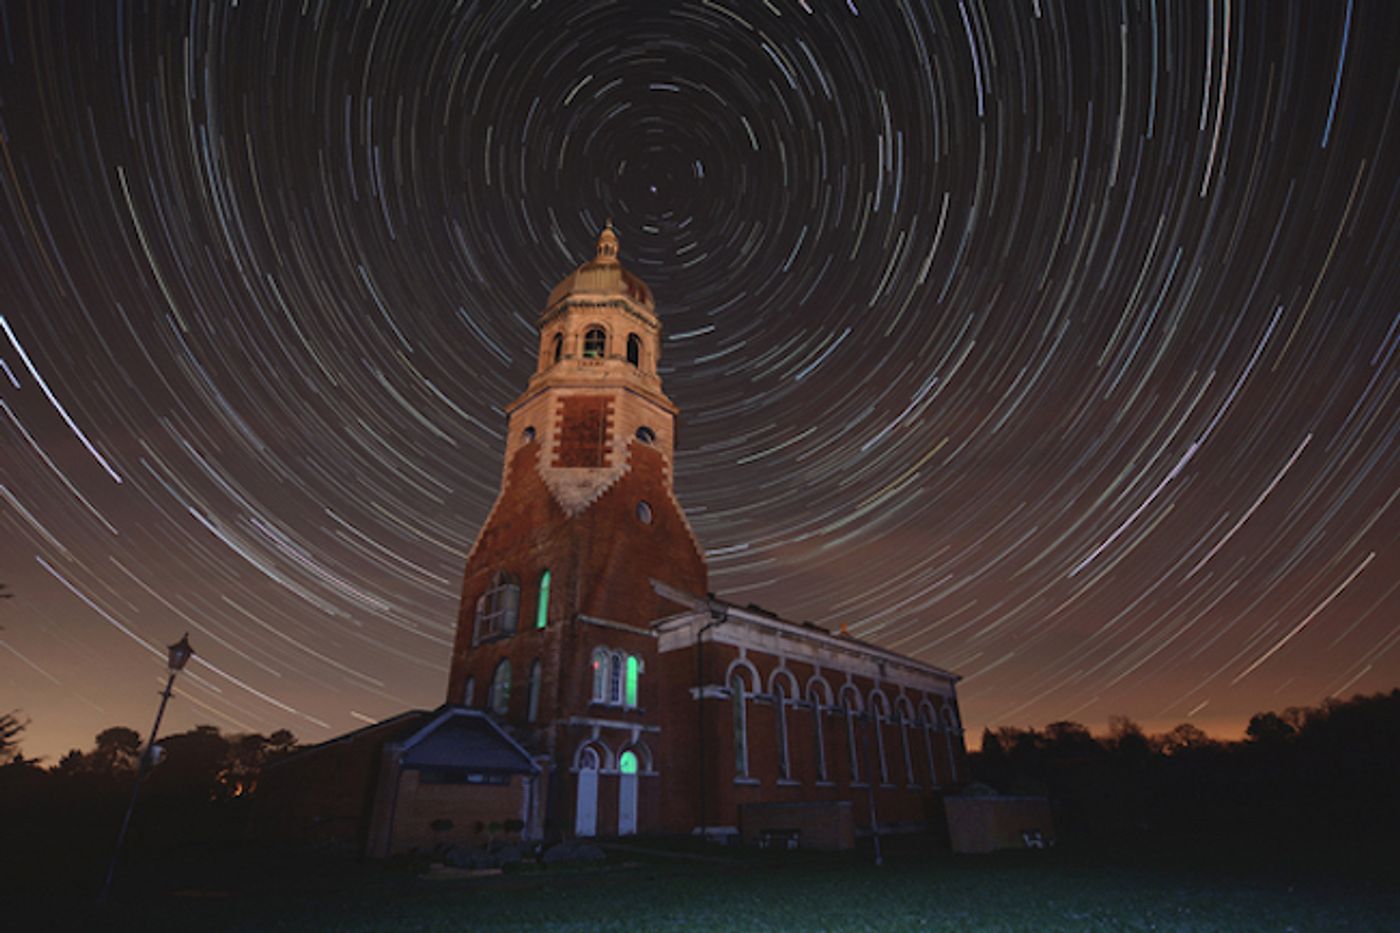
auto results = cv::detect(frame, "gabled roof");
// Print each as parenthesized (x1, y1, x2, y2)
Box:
(397, 706, 540, 775)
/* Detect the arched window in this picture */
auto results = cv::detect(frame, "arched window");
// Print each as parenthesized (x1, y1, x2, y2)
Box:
(583, 327, 606, 359)
(808, 685, 829, 782)
(474, 572, 520, 643)
(624, 655, 639, 708)
(527, 660, 542, 722)
(636, 426, 656, 444)
(619, 749, 638, 774)
(535, 570, 551, 629)
(626, 333, 641, 366)
(942, 706, 961, 783)
(871, 692, 891, 786)
(591, 648, 608, 703)
(841, 692, 861, 785)
(774, 681, 791, 780)
(607, 651, 624, 705)
(896, 698, 916, 786)
(552, 332, 563, 362)
(464, 676, 475, 707)
(489, 659, 511, 716)
(921, 702, 941, 788)
(731, 671, 749, 778)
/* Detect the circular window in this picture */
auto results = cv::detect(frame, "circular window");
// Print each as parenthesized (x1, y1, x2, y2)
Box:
(523, 426, 537, 442)
(636, 426, 656, 444)
(636, 501, 653, 524)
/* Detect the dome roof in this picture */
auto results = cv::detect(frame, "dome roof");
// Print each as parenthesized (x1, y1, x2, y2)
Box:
(545, 223, 654, 312)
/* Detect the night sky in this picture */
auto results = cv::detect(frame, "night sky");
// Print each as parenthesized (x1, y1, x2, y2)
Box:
(1, 1, 1396, 762)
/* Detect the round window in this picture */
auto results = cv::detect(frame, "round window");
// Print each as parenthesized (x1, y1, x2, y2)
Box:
(523, 426, 537, 442)
(636, 426, 656, 444)
(636, 501, 653, 524)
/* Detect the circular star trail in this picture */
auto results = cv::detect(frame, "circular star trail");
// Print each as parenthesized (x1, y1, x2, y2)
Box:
(1, 0, 1396, 758)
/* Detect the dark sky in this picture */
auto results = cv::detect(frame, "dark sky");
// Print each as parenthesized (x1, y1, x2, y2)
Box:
(1, 1, 1396, 762)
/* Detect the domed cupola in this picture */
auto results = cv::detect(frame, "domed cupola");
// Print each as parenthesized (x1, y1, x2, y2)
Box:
(544, 222, 655, 315)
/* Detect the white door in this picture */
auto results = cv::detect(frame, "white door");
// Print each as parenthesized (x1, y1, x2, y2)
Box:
(575, 748, 599, 837)
(618, 750, 638, 836)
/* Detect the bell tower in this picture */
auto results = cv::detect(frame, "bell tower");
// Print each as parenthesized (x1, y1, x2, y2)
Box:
(446, 223, 708, 709)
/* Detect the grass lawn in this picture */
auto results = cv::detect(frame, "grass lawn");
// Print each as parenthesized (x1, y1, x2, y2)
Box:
(24, 835, 1400, 932)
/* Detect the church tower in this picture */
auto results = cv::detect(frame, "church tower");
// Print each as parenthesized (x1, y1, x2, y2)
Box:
(446, 224, 707, 832)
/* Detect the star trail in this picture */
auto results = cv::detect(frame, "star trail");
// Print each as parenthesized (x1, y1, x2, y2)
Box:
(1, 0, 1396, 760)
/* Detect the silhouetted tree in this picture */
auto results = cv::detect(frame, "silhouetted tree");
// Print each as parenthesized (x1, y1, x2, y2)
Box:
(1, 711, 28, 764)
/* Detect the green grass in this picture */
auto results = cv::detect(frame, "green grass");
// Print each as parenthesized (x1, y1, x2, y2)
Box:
(25, 836, 1400, 932)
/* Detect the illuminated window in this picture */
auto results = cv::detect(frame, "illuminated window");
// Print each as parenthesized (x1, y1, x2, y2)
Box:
(626, 334, 641, 366)
(731, 671, 749, 777)
(474, 572, 520, 643)
(591, 648, 608, 703)
(536, 570, 551, 629)
(583, 327, 606, 358)
(625, 655, 639, 708)
(527, 660, 542, 722)
(489, 659, 511, 716)
(619, 749, 638, 775)
(552, 332, 563, 362)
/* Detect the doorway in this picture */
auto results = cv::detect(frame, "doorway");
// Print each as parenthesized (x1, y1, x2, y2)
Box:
(575, 747, 599, 837)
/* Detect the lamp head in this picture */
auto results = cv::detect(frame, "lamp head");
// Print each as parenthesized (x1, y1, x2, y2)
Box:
(167, 633, 194, 672)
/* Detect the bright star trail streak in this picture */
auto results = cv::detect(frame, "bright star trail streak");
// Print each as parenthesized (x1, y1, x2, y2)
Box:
(0, 1, 1396, 760)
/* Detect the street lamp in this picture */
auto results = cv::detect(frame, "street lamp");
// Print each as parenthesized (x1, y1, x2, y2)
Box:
(97, 633, 195, 906)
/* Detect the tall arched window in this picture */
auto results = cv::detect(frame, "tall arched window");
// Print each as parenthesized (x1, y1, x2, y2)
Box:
(731, 671, 749, 778)
(527, 660, 542, 722)
(464, 676, 475, 707)
(921, 703, 941, 788)
(489, 659, 511, 716)
(583, 327, 606, 358)
(842, 693, 861, 784)
(552, 332, 563, 362)
(474, 572, 520, 643)
(808, 685, 828, 782)
(871, 692, 891, 786)
(626, 333, 641, 366)
(591, 648, 608, 703)
(896, 698, 916, 786)
(608, 650, 624, 705)
(535, 570, 551, 629)
(774, 681, 791, 780)
(624, 655, 639, 708)
(943, 707, 961, 783)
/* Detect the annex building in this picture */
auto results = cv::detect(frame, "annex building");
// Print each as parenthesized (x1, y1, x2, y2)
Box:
(446, 225, 967, 843)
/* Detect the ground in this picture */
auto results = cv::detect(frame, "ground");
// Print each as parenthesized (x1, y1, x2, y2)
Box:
(14, 834, 1398, 932)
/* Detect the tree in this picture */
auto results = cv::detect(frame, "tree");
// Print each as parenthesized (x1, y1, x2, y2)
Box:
(1246, 711, 1297, 744)
(1, 711, 27, 764)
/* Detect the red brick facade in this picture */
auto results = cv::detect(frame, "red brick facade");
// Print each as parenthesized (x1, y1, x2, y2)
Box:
(444, 227, 965, 843)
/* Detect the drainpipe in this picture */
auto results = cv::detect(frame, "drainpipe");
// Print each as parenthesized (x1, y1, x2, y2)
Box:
(695, 598, 728, 839)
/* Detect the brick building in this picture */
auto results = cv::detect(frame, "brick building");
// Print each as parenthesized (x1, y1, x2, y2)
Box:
(447, 225, 967, 843)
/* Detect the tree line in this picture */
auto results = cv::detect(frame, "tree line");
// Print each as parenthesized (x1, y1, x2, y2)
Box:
(969, 689, 1400, 847)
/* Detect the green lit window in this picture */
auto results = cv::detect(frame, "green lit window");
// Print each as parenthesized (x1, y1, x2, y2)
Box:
(625, 655, 639, 707)
(619, 750, 638, 775)
(536, 570, 551, 629)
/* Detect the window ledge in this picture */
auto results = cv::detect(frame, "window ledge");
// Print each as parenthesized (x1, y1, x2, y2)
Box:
(733, 777, 761, 786)
(851, 782, 869, 789)
(878, 783, 897, 789)
(776, 779, 801, 787)
(814, 780, 836, 788)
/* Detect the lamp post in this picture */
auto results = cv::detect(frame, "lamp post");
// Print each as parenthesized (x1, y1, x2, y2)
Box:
(97, 634, 195, 906)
